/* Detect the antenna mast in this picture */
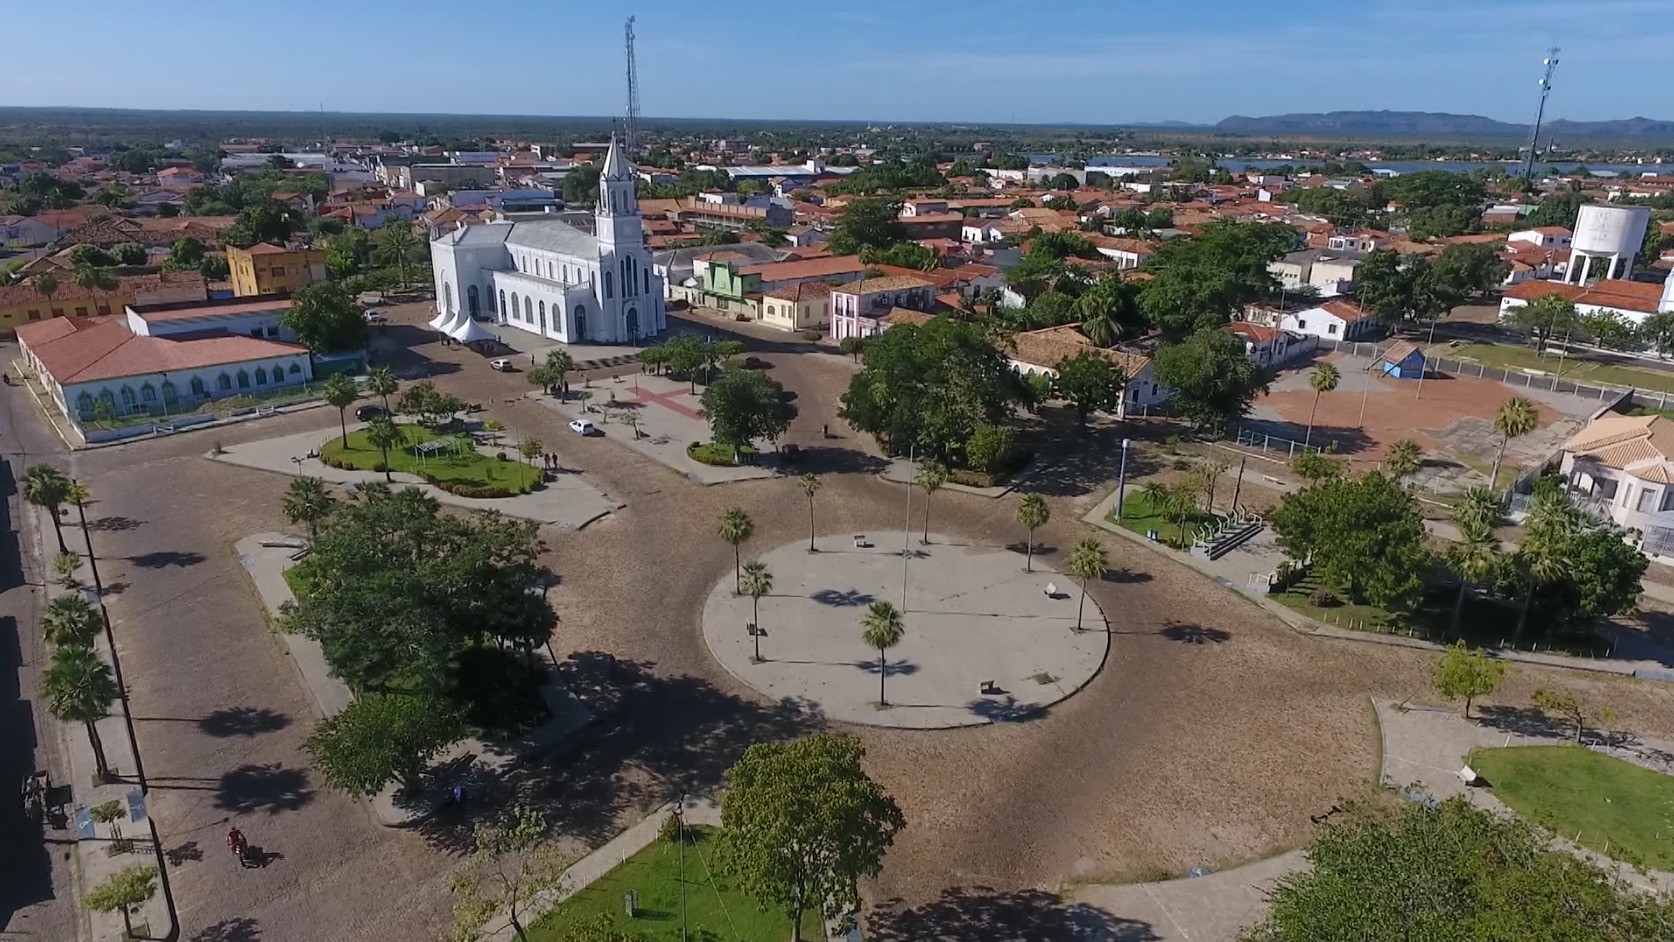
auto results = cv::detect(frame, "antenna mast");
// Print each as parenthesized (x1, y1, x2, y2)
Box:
(624, 15, 641, 154)
(1522, 47, 1560, 181)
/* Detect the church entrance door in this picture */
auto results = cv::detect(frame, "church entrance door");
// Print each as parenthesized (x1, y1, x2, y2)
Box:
(467, 286, 479, 319)
(575, 313, 587, 342)
(626, 308, 639, 341)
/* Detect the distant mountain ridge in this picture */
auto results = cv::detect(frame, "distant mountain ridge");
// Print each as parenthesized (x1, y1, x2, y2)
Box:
(1209, 110, 1674, 139)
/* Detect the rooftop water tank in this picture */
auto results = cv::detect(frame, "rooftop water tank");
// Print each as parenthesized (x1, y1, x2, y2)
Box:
(1573, 204, 1651, 259)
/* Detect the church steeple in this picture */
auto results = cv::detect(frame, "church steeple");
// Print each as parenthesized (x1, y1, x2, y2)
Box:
(595, 134, 641, 248)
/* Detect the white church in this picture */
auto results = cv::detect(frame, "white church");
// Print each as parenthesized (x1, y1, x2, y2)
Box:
(429, 137, 666, 344)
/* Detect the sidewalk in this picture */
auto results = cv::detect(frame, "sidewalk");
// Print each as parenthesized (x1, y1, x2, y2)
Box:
(236, 533, 594, 827)
(35, 504, 175, 941)
(482, 796, 722, 942)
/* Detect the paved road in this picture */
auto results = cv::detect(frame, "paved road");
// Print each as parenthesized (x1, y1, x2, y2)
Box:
(0, 345, 80, 941)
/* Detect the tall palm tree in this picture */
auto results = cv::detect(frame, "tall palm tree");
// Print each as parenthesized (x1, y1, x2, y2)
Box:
(1513, 494, 1575, 646)
(718, 508, 753, 593)
(365, 365, 399, 412)
(1444, 520, 1502, 639)
(375, 220, 423, 289)
(1067, 538, 1109, 632)
(1076, 277, 1144, 348)
(1385, 438, 1423, 484)
(799, 473, 821, 552)
(1303, 362, 1341, 448)
(741, 561, 773, 662)
(71, 263, 119, 315)
(1453, 486, 1504, 535)
(44, 644, 120, 781)
(364, 416, 406, 483)
(545, 349, 576, 396)
(31, 272, 60, 314)
(1017, 493, 1050, 572)
(42, 594, 102, 648)
(282, 476, 335, 541)
(860, 601, 906, 707)
(915, 461, 949, 545)
(23, 464, 71, 554)
(1489, 397, 1539, 492)
(324, 373, 358, 448)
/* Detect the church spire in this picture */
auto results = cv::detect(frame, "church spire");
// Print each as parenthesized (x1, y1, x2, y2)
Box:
(601, 133, 633, 183)
(595, 133, 641, 247)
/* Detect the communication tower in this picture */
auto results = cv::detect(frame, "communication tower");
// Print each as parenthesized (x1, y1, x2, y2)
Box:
(1521, 48, 1560, 180)
(624, 16, 641, 154)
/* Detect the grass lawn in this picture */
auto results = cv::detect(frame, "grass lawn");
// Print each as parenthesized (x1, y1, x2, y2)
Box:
(1106, 488, 1215, 547)
(528, 826, 791, 942)
(1446, 342, 1674, 395)
(688, 441, 757, 467)
(1466, 745, 1674, 870)
(319, 423, 539, 493)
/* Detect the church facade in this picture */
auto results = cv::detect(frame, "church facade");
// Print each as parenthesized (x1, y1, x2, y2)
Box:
(428, 137, 666, 344)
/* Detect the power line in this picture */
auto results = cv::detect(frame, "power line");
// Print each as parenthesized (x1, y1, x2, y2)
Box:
(1522, 47, 1560, 181)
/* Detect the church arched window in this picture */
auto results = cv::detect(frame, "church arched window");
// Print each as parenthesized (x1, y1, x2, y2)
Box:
(497, 290, 505, 314)
(443, 282, 454, 313)
(510, 292, 520, 321)
(604, 272, 613, 299)
(643, 266, 650, 295)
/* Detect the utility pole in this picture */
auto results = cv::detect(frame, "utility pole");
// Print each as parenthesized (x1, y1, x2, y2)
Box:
(1521, 48, 1561, 182)
(623, 16, 641, 155)
(901, 443, 916, 608)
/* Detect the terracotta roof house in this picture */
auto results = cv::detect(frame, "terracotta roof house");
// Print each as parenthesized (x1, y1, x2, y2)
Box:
(1560, 413, 1674, 541)
(1006, 324, 1166, 418)
(1499, 271, 1674, 325)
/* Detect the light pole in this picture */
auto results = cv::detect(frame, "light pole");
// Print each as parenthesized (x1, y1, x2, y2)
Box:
(1115, 438, 1131, 519)
(1414, 316, 1439, 400)
(901, 442, 916, 609)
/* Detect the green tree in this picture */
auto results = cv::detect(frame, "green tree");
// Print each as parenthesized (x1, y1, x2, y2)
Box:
(1054, 350, 1127, 425)
(1016, 493, 1050, 573)
(324, 227, 375, 278)
(44, 643, 119, 781)
(699, 368, 794, 462)
(1076, 276, 1146, 347)
(718, 734, 905, 941)
(52, 551, 83, 591)
(1580, 311, 1637, 351)
(30, 272, 60, 313)
(449, 804, 571, 942)
(71, 263, 119, 317)
(1531, 687, 1617, 744)
(365, 365, 399, 412)
(1291, 452, 1346, 483)
(283, 476, 335, 542)
(519, 437, 542, 469)
(1445, 520, 1503, 639)
(838, 335, 865, 363)
(364, 415, 406, 483)
(1504, 293, 1582, 355)
(1384, 438, 1423, 483)
(224, 198, 295, 247)
(964, 423, 1013, 472)
(83, 864, 158, 939)
(1453, 486, 1504, 535)
(799, 473, 821, 552)
(1066, 538, 1108, 631)
(23, 463, 71, 554)
(163, 236, 207, 272)
(1139, 221, 1295, 332)
(1152, 327, 1268, 435)
(109, 242, 147, 266)
(1431, 641, 1506, 718)
(1270, 471, 1427, 609)
(859, 601, 906, 706)
(324, 372, 358, 448)
(305, 693, 465, 795)
(281, 282, 368, 354)
(827, 197, 908, 255)
(1240, 795, 1673, 942)
(396, 379, 465, 428)
(1488, 397, 1539, 491)
(41, 594, 102, 648)
(1303, 362, 1340, 447)
(544, 348, 575, 394)
(375, 219, 423, 289)
(719, 508, 753, 594)
(741, 561, 773, 662)
(914, 461, 948, 543)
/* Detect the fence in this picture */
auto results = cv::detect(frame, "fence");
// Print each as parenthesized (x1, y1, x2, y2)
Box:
(1230, 426, 1325, 460)
(1318, 336, 1660, 408)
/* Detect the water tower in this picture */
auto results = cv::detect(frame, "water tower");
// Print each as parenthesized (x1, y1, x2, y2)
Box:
(1566, 204, 1652, 284)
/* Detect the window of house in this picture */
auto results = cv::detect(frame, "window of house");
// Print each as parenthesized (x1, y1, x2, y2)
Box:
(604, 272, 613, 299)
(191, 377, 207, 397)
(1639, 488, 1659, 513)
(271, 267, 285, 278)
(237, 370, 250, 389)
(141, 384, 156, 402)
(75, 307, 87, 316)
(1661, 488, 1674, 512)
(289, 363, 302, 375)
(1596, 477, 1619, 500)
(1328, 323, 1339, 335)
(254, 368, 268, 386)
(119, 386, 136, 407)
(217, 373, 232, 390)
(27, 310, 40, 320)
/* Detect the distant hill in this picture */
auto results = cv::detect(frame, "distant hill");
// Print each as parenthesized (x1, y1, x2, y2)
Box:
(1211, 110, 1674, 140)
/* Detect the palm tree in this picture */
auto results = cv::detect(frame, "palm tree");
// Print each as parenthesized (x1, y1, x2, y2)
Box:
(1513, 494, 1575, 646)
(1385, 438, 1423, 484)
(1076, 277, 1143, 347)
(71, 263, 118, 315)
(42, 595, 102, 648)
(1017, 493, 1050, 572)
(1489, 397, 1539, 492)
(282, 476, 335, 541)
(1453, 486, 1504, 534)
(1303, 362, 1341, 448)
(365, 365, 399, 412)
(741, 561, 773, 662)
(718, 508, 753, 593)
(799, 473, 821, 552)
(364, 416, 406, 483)
(375, 220, 423, 289)
(44, 643, 119, 781)
(324, 372, 358, 448)
(31, 272, 60, 314)
(915, 461, 949, 544)
(23, 464, 71, 554)
(860, 601, 906, 706)
(1444, 520, 1502, 639)
(1139, 480, 1194, 548)
(1067, 538, 1108, 632)
(545, 349, 576, 396)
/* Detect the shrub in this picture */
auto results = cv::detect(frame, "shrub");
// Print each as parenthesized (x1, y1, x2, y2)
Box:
(1308, 588, 1342, 608)
(496, 452, 509, 461)
(658, 809, 684, 844)
(965, 423, 1013, 473)
(1165, 434, 1183, 452)
(801, 330, 822, 341)
(372, 462, 389, 473)
(438, 482, 525, 499)
(734, 313, 750, 322)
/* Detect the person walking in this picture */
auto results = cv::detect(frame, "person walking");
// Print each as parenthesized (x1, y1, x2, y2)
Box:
(227, 826, 249, 867)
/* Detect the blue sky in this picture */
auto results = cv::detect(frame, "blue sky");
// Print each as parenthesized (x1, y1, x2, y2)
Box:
(9, 0, 1673, 124)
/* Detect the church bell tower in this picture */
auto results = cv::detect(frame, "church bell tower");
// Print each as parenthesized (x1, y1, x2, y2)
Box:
(595, 135, 642, 249)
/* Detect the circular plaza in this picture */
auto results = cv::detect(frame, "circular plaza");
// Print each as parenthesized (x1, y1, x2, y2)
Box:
(702, 532, 1109, 729)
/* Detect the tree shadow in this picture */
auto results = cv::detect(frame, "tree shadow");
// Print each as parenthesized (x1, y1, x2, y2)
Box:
(1473, 705, 1569, 740)
(811, 588, 876, 607)
(85, 515, 144, 532)
(0, 611, 56, 927)
(198, 707, 291, 738)
(411, 651, 826, 854)
(1019, 414, 1165, 499)
(213, 764, 314, 815)
(189, 918, 261, 942)
(1005, 541, 1057, 558)
(1102, 568, 1152, 585)
(164, 840, 203, 867)
(99, 580, 128, 596)
(126, 550, 206, 569)
(852, 658, 920, 678)
(966, 696, 1046, 724)
(1158, 622, 1230, 644)
(868, 887, 1161, 941)
(795, 445, 888, 476)
(1235, 417, 1375, 458)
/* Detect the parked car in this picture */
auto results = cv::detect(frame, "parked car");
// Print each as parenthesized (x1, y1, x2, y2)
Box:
(363, 310, 386, 324)
(355, 405, 387, 421)
(568, 418, 599, 436)
(490, 358, 515, 372)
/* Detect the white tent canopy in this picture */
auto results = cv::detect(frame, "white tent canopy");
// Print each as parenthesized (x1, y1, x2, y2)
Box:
(428, 307, 456, 330)
(446, 315, 499, 345)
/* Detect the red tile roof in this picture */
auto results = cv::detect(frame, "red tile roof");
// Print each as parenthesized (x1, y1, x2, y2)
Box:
(20, 315, 307, 384)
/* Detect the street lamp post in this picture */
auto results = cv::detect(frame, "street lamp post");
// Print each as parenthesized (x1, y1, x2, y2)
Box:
(1115, 438, 1131, 519)
(1414, 317, 1440, 400)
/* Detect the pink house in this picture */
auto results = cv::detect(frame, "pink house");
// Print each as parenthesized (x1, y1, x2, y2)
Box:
(829, 274, 937, 341)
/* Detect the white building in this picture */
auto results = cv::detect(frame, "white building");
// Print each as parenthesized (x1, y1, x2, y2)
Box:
(1499, 270, 1674, 327)
(1281, 300, 1377, 341)
(429, 137, 666, 344)
(1508, 226, 1573, 250)
(1007, 325, 1168, 418)
(1560, 413, 1674, 537)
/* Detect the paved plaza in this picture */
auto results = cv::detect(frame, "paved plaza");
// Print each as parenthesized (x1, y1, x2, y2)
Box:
(702, 532, 1109, 728)
(210, 422, 624, 530)
(533, 371, 780, 485)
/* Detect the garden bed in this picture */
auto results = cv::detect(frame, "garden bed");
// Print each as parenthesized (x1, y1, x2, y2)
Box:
(319, 424, 540, 495)
(687, 441, 758, 467)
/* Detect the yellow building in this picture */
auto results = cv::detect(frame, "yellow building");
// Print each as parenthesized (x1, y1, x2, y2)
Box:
(228, 243, 328, 297)
(0, 271, 207, 335)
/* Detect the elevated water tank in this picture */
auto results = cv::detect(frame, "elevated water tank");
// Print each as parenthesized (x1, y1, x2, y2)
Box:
(1567, 204, 1651, 283)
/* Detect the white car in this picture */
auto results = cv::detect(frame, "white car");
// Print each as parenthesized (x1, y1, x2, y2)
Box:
(490, 358, 514, 372)
(568, 418, 599, 436)
(363, 311, 386, 324)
